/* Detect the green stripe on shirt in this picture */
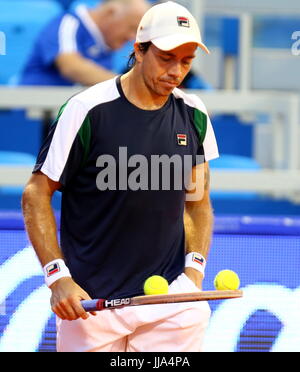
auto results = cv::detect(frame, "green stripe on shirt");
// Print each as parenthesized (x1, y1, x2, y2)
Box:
(193, 109, 207, 145)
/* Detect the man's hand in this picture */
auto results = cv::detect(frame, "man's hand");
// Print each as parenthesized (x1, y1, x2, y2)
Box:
(184, 267, 204, 290)
(50, 277, 97, 321)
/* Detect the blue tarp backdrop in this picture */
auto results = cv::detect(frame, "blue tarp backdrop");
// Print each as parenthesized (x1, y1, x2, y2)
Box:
(0, 213, 299, 352)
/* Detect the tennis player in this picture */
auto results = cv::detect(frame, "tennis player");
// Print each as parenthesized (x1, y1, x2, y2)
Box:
(22, 1, 219, 352)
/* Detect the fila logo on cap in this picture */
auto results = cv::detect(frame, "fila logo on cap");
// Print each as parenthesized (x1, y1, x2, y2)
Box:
(177, 16, 190, 28)
(177, 134, 187, 146)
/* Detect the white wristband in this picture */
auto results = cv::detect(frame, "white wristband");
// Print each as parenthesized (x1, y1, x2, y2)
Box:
(185, 252, 206, 277)
(43, 259, 72, 288)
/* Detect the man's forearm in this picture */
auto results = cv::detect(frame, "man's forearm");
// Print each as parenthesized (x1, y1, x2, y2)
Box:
(64, 60, 115, 86)
(184, 202, 214, 259)
(184, 162, 214, 288)
(184, 202, 214, 288)
(22, 184, 62, 267)
(22, 181, 95, 321)
(56, 53, 116, 86)
(184, 162, 214, 258)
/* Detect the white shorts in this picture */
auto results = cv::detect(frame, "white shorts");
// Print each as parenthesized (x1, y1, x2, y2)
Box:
(56, 273, 211, 352)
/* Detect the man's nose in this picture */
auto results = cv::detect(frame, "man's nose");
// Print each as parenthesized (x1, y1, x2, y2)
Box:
(168, 62, 182, 79)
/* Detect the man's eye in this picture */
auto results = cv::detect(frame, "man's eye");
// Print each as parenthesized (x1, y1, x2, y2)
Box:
(160, 56, 171, 62)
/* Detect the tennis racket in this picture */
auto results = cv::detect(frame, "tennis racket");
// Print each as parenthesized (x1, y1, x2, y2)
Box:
(81, 289, 243, 312)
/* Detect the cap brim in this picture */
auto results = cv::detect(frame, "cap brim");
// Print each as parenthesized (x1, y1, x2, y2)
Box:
(151, 34, 210, 54)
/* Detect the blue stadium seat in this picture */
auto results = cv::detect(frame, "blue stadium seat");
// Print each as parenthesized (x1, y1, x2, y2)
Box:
(0, 0, 63, 84)
(0, 151, 61, 210)
(0, 151, 36, 165)
(0, 151, 35, 209)
(209, 152, 298, 217)
(210, 154, 261, 201)
(210, 155, 261, 171)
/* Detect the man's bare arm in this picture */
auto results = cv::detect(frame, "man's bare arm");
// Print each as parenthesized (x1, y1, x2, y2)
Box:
(56, 53, 116, 86)
(184, 162, 214, 289)
(22, 172, 62, 265)
(22, 172, 95, 320)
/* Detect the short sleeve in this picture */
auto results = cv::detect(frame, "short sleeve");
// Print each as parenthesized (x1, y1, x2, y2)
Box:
(172, 88, 219, 163)
(33, 98, 91, 187)
(38, 14, 80, 67)
(202, 114, 219, 162)
(191, 94, 219, 162)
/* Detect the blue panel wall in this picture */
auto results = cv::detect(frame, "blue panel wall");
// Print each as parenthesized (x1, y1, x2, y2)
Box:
(0, 214, 299, 352)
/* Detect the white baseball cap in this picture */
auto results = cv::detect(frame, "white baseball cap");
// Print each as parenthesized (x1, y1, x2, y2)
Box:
(136, 1, 209, 54)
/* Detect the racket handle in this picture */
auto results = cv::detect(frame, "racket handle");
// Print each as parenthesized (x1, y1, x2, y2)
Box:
(81, 299, 105, 312)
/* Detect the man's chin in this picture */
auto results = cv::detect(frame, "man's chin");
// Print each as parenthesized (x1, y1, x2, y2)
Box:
(161, 86, 176, 95)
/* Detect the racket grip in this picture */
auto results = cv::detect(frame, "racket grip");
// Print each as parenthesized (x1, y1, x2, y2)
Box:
(81, 299, 105, 312)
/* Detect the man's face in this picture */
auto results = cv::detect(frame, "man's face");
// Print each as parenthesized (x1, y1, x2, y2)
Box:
(137, 43, 198, 97)
(104, 3, 148, 50)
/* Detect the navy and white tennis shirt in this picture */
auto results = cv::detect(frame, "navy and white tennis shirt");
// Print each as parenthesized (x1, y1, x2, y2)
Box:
(20, 5, 113, 86)
(33, 76, 219, 299)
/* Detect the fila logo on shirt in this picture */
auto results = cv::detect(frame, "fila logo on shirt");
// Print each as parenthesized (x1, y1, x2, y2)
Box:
(177, 17, 190, 28)
(46, 262, 61, 277)
(177, 134, 187, 146)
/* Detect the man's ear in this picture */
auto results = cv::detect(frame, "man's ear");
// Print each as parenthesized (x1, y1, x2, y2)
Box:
(134, 43, 144, 64)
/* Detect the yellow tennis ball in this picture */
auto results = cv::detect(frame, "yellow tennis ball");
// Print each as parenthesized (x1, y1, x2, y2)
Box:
(214, 270, 240, 290)
(143, 275, 169, 295)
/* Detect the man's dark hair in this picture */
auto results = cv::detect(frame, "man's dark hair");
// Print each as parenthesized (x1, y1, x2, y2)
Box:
(127, 42, 152, 70)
